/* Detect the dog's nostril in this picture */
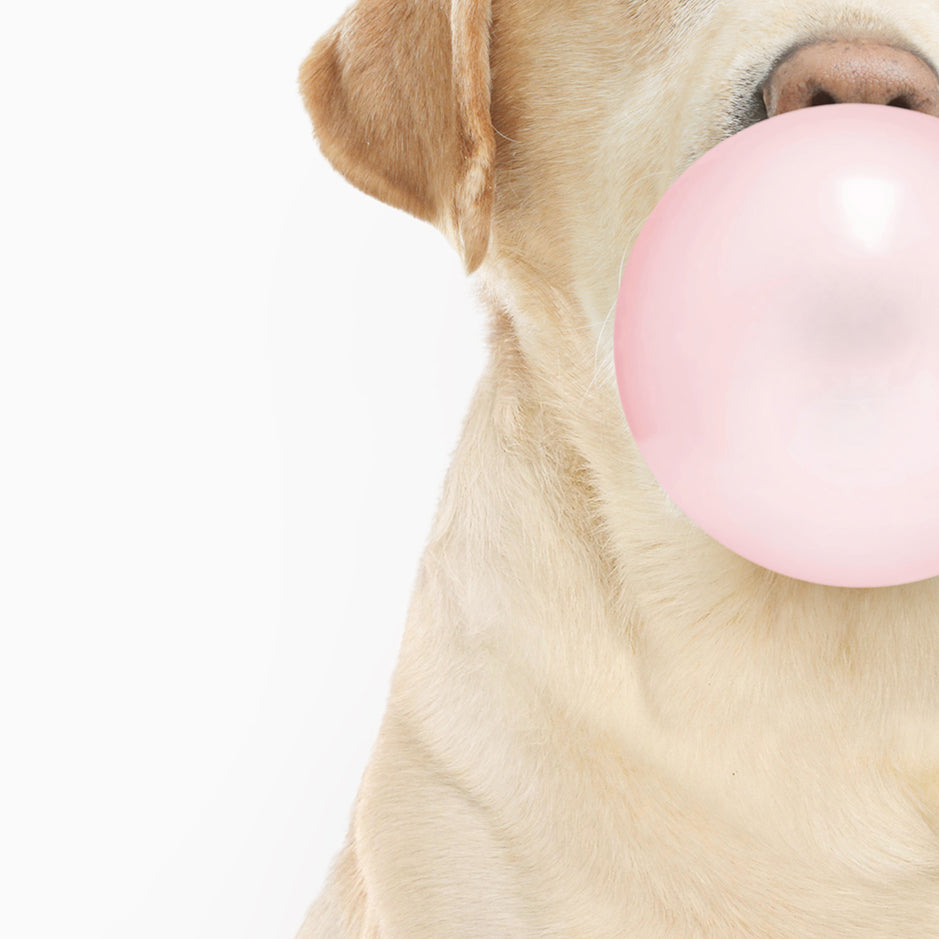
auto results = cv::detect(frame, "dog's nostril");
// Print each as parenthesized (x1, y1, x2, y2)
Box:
(810, 89, 837, 107)
(888, 95, 913, 109)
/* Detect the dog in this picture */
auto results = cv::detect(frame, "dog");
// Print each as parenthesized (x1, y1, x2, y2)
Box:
(296, 1, 939, 935)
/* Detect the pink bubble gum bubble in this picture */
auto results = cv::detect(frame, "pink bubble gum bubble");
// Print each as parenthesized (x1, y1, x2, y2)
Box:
(614, 103, 939, 588)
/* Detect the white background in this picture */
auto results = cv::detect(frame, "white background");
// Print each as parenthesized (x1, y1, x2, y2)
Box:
(0, 1, 486, 937)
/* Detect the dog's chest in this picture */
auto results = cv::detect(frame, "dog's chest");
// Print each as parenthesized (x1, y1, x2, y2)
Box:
(516, 743, 939, 937)
(583, 709, 939, 931)
(438, 676, 939, 938)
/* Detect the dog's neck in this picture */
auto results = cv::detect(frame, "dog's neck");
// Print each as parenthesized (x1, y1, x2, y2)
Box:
(462, 282, 939, 717)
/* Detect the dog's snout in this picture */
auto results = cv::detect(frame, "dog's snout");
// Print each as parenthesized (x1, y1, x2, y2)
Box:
(762, 40, 939, 118)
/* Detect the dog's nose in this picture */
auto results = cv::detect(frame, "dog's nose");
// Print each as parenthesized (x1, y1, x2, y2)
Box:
(762, 40, 939, 117)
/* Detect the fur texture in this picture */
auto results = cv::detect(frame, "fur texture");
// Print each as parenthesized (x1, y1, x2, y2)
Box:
(298, 1, 939, 935)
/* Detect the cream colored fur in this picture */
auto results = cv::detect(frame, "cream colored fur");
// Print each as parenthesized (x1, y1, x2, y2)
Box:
(297, 1, 939, 935)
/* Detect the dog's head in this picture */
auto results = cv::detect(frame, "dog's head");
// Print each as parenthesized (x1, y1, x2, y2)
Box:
(300, 1, 939, 598)
(301, 0, 938, 287)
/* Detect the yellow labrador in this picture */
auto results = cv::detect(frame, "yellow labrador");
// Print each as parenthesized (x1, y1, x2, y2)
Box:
(297, 1, 939, 935)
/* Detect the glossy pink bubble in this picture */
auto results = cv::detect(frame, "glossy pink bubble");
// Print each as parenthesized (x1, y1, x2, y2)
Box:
(614, 103, 939, 588)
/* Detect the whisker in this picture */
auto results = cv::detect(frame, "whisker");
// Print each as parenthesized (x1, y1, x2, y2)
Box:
(493, 124, 521, 144)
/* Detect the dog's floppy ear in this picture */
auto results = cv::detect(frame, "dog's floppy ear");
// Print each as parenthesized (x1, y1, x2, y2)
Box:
(299, 0, 494, 273)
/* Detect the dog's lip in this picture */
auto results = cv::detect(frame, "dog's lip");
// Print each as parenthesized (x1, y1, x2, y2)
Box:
(675, 67, 772, 173)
